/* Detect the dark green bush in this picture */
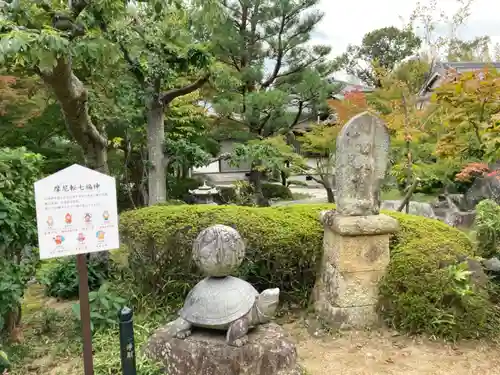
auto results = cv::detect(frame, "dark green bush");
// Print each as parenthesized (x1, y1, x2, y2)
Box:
(42, 257, 110, 300)
(261, 183, 293, 200)
(119, 203, 500, 340)
(215, 186, 238, 204)
(154, 199, 186, 206)
(167, 178, 201, 203)
(119, 205, 322, 304)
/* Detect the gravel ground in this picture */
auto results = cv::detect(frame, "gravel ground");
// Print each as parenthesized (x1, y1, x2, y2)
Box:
(287, 324, 500, 375)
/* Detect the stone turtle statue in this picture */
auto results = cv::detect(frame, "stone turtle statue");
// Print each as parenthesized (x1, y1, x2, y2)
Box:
(167, 276, 280, 347)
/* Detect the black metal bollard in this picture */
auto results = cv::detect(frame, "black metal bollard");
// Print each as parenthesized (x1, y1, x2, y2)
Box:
(118, 307, 137, 375)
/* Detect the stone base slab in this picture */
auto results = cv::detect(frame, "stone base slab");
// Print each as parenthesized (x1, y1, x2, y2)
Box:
(146, 323, 303, 375)
(315, 263, 385, 307)
(328, 233, 391, 272)
(320, 211, 399, 236)
(313, 301, 380, 329)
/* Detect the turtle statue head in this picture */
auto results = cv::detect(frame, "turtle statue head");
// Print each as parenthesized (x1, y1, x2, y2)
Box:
(255, 288, 280, 324)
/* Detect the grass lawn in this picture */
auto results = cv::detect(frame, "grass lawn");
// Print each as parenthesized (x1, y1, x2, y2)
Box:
(5, 280, 499, 375)
(1, 276, 171, 375)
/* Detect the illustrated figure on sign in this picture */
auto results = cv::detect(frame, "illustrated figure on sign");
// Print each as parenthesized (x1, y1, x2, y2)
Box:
(84, 213, 92, 223)
(46, 216, 54, 227)
(77, 232, 86, 243)
(103, 210, 110, 222)
(54, 235, 65, 245)
(65, 213, 72, 224)
(96, 230, 105, 241)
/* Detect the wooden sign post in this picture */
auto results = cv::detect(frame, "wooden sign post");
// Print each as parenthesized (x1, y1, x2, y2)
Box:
(34, 164, 120, 375)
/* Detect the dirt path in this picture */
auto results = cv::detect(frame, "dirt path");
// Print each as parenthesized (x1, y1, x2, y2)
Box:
(288, 325, 500, 375)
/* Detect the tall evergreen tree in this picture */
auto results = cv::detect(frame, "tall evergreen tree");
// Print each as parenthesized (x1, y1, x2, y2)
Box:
(208, 0, 337, 204)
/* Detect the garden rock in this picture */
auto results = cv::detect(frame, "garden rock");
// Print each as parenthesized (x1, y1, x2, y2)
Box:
(381, 200, 436, 218)
(444, 210, 476, 228)
(439, 256, 489, 287)
(483, 257, 500, 272)
(465, 175, 500, 208)
(145, 323, 303, 375)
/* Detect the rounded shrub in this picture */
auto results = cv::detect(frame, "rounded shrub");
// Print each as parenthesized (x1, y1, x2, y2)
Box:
(154, 199, 186, 206)
(261, 183, 293, 200)
(119, 205, 323, 304)
(119, 203, 500, 339)
(376, 211, 500, 340)
(41, 257, 110, 300)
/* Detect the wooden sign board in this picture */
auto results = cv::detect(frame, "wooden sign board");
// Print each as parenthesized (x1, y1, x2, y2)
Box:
(34, 164, 119, 259)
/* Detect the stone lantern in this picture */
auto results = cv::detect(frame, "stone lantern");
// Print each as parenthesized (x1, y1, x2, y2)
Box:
(189, 181, 219, 205)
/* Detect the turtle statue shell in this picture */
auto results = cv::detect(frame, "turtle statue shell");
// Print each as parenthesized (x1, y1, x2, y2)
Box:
(179, 276, 258, 326)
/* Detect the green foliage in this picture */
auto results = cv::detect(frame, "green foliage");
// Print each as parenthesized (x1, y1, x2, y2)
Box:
(209, 0, 336, 183)
(0, 147, 43, 333)
(215, 186, 238, 204)
(0, 147, 43, 252)
(0, 247, 39, 330)
(0, 347, 10, 372)
(261, 183, 293, 200)
(339, 26, 422, 86)
(378, 211, 500, 340)
(154, 199, 187, 206)
(432, 67, 500, 163)
(119, 204, 324, 305)
(72, 283, 127, 332)
(231, 136, 305, 176)
(42, 257, 110, 300)
(119, 203, 497, 339)
(474, 200, 500, 259)
(215, 182, 293, 205)
(167, 177, 202, 202)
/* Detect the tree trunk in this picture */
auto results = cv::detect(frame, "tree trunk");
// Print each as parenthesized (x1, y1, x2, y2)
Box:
(40, 58, 108, 173)
(326, 187, 335, 203)
(280, 170, 287, 186)
(147, 102, 167, 205)
(249, 168, 269, 207)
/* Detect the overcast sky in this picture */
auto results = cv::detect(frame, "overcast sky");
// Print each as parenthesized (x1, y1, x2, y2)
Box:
(312, 0, 500, 80)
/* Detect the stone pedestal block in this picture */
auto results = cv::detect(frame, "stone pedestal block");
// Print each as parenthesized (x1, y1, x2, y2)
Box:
(314, 210, 399, 329)
(145, 323, 303, 375)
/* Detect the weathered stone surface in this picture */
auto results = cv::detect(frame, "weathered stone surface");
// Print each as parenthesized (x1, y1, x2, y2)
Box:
(145, 323, 303, 375)
(321, 210, 399, 236)
(465, 174, 500, 208)
(328, 234, 391, 272)
(381, 200, 436, 218)
(444, 210, 476, 228)
(335, 112, 390, 216)
(314, 213, 397, 329)
(313, 263, 384, 307)
(313, 299, 381, 329)
(192, 224, 246, 277)
(483, 257, 500, 272)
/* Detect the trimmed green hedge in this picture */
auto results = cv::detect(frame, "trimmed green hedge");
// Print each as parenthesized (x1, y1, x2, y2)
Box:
(119, 204, 500, 340)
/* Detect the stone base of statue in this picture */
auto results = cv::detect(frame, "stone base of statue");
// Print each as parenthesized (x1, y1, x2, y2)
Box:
(313, 210, 399, 329)
(145, 323, 303, 375)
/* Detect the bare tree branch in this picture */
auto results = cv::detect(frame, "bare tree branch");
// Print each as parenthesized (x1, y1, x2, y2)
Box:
(261, 14, 286, 88)
(159, 74, 210, 105)
(118, 42, 145, 85)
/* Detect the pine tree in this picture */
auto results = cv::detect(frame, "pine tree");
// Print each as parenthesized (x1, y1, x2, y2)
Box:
(208, 0, 337, 204)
